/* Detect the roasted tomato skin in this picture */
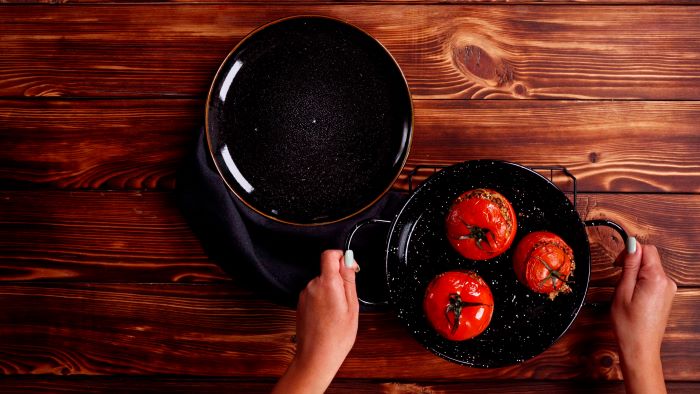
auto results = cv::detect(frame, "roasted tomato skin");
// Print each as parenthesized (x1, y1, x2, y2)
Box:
(445, 189, 517, 260)
(512, 231, 575, 300)
(423, 270, 494, 341)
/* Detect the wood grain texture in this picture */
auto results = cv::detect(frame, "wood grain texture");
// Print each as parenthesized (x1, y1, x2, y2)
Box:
(0, 191, 227, 282)
(0, 284, 696, 380)
(2, 5, 700, 99)
(1, 378, 698, 394)
(2, 0, 698, 390)
(2, 99, 700, 192)
(0, 100, 204, 189)
(0, 99, 200, 189)
(0, 191, 698, 286)
(405, 100, 700, 193)
(4, 0, 700, 4)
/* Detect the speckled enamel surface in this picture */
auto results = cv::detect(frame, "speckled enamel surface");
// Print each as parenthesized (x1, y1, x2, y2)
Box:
(207, 16, 412, 225)
(386, 160, 591, 368)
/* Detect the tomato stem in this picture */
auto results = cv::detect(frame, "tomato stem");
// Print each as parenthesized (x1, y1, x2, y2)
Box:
(456, 218, 492, 251)
(444, 293, 490, 334)
(535, 256, 574, 288)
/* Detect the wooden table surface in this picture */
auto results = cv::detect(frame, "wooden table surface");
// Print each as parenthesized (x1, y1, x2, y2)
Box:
(1, 0, 699, 392)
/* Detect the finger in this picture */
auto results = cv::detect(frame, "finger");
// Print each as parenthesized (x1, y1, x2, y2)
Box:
(614, 236, 636, 268)
(626, 235, 637, 255)
(320, 249, 344, 278)
(339, 251, 359, 309)
(343, 249, 361, 274)
(636, 245, 672, 292)
(617, 237, 643, 301)
(638, 244, 664, 274)
(339, 251, 357, 284)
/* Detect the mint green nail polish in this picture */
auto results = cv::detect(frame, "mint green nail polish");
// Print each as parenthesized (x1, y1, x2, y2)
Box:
(344, 250, 354, 268)
(626, 237, 637, 254)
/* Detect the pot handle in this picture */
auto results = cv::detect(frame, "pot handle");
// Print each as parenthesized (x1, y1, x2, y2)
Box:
(582, 219, 629, 308)
(583, 219, 629, 243)
(345, 218, 392, 307)
(584, 219, 629, 270)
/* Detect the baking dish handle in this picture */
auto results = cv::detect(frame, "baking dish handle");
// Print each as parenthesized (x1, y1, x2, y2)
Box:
(584, 219, 629, 242)
(579, 220, 630, 310)
(345, 218, 392, 307)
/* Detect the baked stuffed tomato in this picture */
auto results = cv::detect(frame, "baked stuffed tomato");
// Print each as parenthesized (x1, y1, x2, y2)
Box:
(423, 270, 494, 341)
(445, 188, 517, 260)
(512, 231, 575, 300)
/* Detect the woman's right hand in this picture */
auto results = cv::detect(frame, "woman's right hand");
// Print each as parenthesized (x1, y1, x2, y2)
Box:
(272, 250, 359, 394)
(611, 240, 676, 394)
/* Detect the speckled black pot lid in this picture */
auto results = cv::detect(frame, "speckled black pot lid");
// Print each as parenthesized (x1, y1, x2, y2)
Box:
(386, 160, 591, 368)
(206, 16, 412, 226)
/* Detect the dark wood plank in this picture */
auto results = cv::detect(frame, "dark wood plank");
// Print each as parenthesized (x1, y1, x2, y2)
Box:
(1, 377, 698, 394)
(2, 5, 700, 99)
(0, 191, 227, 283)
(406, 100, 700, 193)
(0, 99, 200, 189)
(576, 194, 700, 287)
(4, 0, 699, 5)
(2, 99, 700, 192)
(1, 191, 697, 285)
(0, 283, 696, 380)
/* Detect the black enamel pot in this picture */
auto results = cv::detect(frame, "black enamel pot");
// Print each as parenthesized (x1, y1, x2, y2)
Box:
(205, 16, 412, 226)
(345, 160, 627, 368)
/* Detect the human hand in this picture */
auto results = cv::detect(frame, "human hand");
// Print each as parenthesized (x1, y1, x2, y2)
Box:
(611, 239, 676, 394)
(272, 250, 359, 394)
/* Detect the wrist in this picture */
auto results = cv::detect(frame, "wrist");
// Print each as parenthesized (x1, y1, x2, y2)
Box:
(618, 339, 661, 368)
(273, 356, 337, 394)
(619, 348, 666, 394)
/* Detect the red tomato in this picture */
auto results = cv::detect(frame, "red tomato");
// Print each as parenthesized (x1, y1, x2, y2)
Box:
(423, 270, 494, 341)
(512, 231, 575, 300)
(445, 189, 517, 260)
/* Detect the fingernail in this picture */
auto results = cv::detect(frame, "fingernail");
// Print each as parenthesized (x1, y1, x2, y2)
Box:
(344, 250, 354, 269)
(626, 237, 637, 254)
(354, 263, 361, 273)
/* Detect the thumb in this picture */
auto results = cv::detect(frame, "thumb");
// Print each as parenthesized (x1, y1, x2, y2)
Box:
(339, 250, 359, 309)
(617, 237, 642, 302)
